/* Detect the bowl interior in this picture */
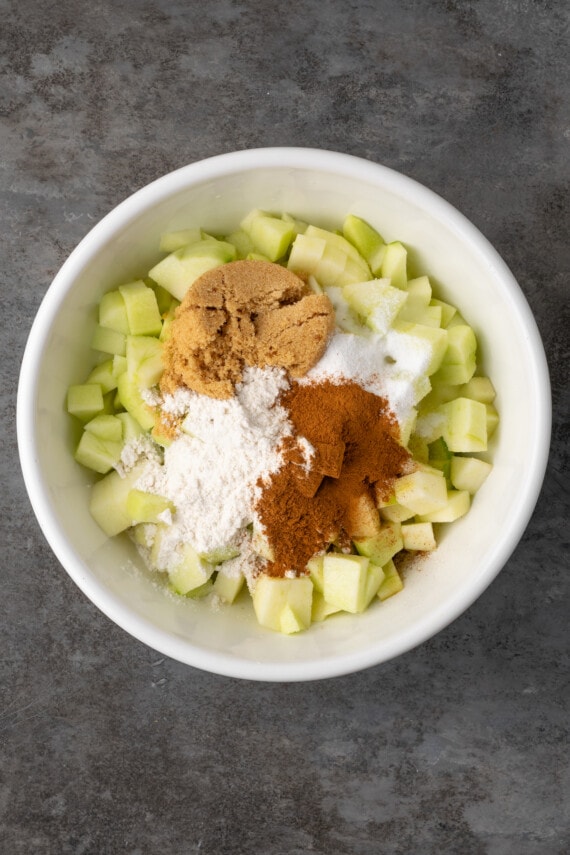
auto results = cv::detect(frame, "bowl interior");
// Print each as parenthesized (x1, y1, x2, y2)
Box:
(19, 150, 550, 680)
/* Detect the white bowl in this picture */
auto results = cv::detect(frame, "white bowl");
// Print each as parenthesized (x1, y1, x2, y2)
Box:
(17, 148, 551, 681)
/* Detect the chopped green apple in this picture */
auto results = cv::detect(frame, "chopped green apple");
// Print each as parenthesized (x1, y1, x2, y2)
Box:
(119, 280, 163, 337)
(126, 489, 175, 524)
(83, 414, 123, 442)
(168, 543, 214, 595)
(416, 489, 470, 523)
(377, 559, 404, 601)
(148, 238, 237, 301)
(393, 469, 448, 515)
(342, 214, 386, 275)
(125, 335, 164, 388)
(401, 522, 437, 551)
(440, 397, 488, 453)
(159, 228, 202, 253)
(252, 575, 313, 633)
(67, 383, 105, 422)
(381, 241, 407, 289)
(91, 324, 126, 356)
(213, 570, 244, 604)
(322, 554, 384, 614)
(89, 462, 148, 536)
(353, 522, 403, 567)
(450, 456, 492, 493)
(98, 289, 130, 335)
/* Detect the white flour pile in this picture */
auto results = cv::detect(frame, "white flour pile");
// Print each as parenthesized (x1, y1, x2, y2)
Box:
(122, 366, 294, 567)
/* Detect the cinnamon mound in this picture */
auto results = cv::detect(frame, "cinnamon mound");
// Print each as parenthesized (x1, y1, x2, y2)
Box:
(161, 260, 335, 398)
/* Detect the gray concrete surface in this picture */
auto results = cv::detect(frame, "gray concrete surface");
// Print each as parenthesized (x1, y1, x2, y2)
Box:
(2, 1, 569, 852)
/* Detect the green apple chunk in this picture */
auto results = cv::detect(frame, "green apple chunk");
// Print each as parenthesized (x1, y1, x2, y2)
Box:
(401, 522, 437, 551)
(342, 214, 386, 275)
(252, 575, 313, 634)
(148, 239, 237, 301)
(213, 570, 244, 604)
(99, 290, 130, 334)
(304, 225, 371, 270)
(201, 545, 241, 565)
(86, 359, 118, 394)
(433, 325, 477, 385)
(240, 210, 296, 261)
(89, 462, 148, 536)
(91, 324, 126, 356)
(126, 489, 175, 524)
(450, 456, 492, 493)
(346, 493, 382, 539)
(159, 228, 202, 253)
(430, 298, 457, 328)
(378, 498, 415, 523)
(67, 383, 105, 422)
(74, 430, 123, 474)
(119, 281, 162, 337)
(377, 559, 404, 601)
(322, 554, 384, 614)
(311, 591, 343, 622)
(306, 553, 325, 593)
(287, 234, 327, 275)
(381, 241, 407, 289)
(168, 543, 214, 595)
(440, 397, 487, 453)
(343, 279, 408, 335)
(116, 372, 156, 431)
(391, 321, 448, 376)
(126, 335, 164, 388)
(116, 411, 146, 441)
(393, 469, 448, 515)
(353, 523, 403, 567)
(84, 414, 123, 442)
(417, 489, 470, 523)
(225, 229, 256, 258)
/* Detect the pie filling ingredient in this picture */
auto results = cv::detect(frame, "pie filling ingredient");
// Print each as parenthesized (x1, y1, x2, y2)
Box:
(67, 209, 498, 634)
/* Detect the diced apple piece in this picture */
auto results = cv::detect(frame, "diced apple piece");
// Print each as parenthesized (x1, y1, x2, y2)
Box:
(311, 591, 342, 622)
(434, 324, 477, 385)
(118, 281, 162, 337)
(457, 376, 496, 403)
(353, 522, 403, 566)
(486, 404, 499, 438)
(323, 286, 366, 335)
(281, 211, 308, 235)
(126, 335, 164, 388)
(430, 298, 457, 327)
(393, 469, 448, 515)
(148, 239, 237, 301)
(343, 279, 408, 335)
(346, 493, 382, 538)
(306, 553, 325, 593)
(91, 325, 126, 356)
(305, 224, 370, 268)
(126, 489, 175, 524)
(450, 456, 493, 493)
(183, 580, 214, 599)
(89, 463, 148, 536)
(401, 522, 437, 551)
(84, 414, 123, 442)
(379, 499, 415, 523)
(428, 436, 452, 479)
(377, 559, 404, 601)
(407, 434, 429, 465)
(131, 522, 155, 549)
(342, 214, 386, 275)
(99, 290, 130, 335)
(213, 570, 244, 604)
(168, 543, 214, 595)
(74, 431, 123, 474)
(252, 575, 313, 633)
(225, 229, 255, 258)
(389, 321, 448, 376)
(67, 383, 105, 422)
(287, 234, 327, 275)
(159, 228, 202, 253)
(251, 525, 275, 562)
(116, 411, 145, 441)
(322, 554, 383, 614)
(417, 489, 470, 523)
(381, 241, 407, 289)
(112, 354, 128, 379)
(116, 372, 156, 431)
(315, 243, 349, 287)
(241, 211, 296, 261)
(440, 397, 487, 452)
(85, 360, 117, 394)
(201, 545, 241, 565)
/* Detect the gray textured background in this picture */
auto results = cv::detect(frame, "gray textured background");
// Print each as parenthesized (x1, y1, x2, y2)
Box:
(2, 1, 569, 853)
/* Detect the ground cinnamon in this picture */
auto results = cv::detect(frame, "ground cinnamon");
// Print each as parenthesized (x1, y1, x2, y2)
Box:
(255, 379, 411, 576)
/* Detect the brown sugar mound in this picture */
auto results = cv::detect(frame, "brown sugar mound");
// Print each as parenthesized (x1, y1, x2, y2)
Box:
(160, 260, 335, 398)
